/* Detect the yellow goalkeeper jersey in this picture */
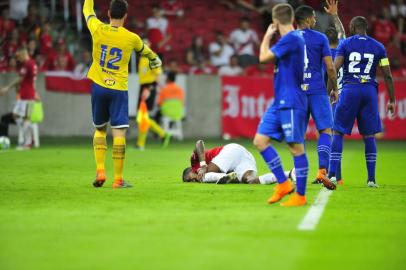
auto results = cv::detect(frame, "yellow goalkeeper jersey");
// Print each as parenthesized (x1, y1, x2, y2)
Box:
(83, 0, 157, 91)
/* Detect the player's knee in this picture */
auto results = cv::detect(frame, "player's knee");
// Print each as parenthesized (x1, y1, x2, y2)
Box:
(253, 135, 269, 151)
(320, 128, 332, 135)
(288, 143, 305, 156)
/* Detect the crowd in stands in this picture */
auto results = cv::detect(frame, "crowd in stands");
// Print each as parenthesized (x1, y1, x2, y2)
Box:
(0, 0, 405, 78)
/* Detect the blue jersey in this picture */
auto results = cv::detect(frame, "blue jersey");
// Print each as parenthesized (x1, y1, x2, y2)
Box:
(301, 29, 331, 95)
(323, 39, 344, 90)
(270, 30, 306, 109)
(336, 35, 387, 87)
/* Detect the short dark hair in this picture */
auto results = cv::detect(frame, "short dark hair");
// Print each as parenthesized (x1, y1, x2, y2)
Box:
(350, 16, 368, 32)
(272, 3, 294, 25)
(241, 17, 250, 23)
(167, 72, 177, 82)
(182, 167, 192, 182)
(325, 27, 338, 45)
(295, 5, 314, 24)
(109, 0, 128, 19)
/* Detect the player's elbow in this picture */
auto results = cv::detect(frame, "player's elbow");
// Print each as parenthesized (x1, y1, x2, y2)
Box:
(259, 54, 271, 64)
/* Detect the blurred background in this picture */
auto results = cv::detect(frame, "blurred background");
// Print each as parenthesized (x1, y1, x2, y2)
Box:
(0, 0, 405, 141)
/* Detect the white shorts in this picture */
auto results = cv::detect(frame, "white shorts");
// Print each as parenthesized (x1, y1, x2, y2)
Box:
(211, 143, 257, 181)
(12, 100, 34, 118)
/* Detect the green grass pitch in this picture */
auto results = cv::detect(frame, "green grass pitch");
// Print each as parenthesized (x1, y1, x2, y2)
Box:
(1, 138, 405, 270)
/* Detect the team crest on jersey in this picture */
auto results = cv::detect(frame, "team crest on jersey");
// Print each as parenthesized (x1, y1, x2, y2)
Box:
(104, 78, 116, 87)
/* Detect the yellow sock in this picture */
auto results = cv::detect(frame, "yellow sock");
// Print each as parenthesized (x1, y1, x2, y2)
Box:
(93, 130, 107, 174)
(112, 137, 126, 182)
(137, 130, 148, 148)
(149, 119, 166, 138)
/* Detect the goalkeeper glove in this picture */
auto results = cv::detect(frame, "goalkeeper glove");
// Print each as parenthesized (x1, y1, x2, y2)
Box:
(149, 57, 162, 69)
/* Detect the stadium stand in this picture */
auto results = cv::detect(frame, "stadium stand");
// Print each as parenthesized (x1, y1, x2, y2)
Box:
(0, 0, 404, 76)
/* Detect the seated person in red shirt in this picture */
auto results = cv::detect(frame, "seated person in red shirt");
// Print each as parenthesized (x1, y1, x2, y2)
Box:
(44, 39, 75, 71)
(182, 140, 292, 184)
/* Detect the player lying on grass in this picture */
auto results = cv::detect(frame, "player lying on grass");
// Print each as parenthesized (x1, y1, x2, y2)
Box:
(182, 140, 292, 184)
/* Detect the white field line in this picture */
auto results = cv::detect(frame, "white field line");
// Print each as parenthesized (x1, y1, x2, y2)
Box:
(297, 189, 333, 231)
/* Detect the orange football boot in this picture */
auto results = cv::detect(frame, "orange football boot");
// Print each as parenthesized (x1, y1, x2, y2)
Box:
(112, 179, 133, 188)
(280, 193, 307, 207)
(337, 179, 344, 185)
(93, 170, 106, 188)
(311, 168, 327, 184)
(267, 179, 294, 204)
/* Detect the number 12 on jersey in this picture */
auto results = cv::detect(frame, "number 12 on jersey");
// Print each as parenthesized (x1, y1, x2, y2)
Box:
(100, 45, 122, 70)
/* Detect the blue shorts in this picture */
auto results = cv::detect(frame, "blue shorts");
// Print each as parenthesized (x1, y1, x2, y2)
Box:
(307, 94, 333, 131)
(333, 84, 382, 135)
(257, 106, 307, 144)
(91, 83, 129, 128)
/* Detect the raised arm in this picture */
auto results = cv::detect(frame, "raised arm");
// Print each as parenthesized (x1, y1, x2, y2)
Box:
(324, 0, 346, 39)
(83, 0, 96, 22)
(379, 64, 396, 118)
(195, 140, 206, 164)
(133, 35, 162, 69)
(194, 140, 208, 181)
(0, 77, 22, 96)
(259, 24, 277, 63)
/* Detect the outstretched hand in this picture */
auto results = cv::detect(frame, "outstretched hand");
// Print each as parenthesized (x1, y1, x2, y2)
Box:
(197, 166, 208, 182)
(0, 87, 8, 96)
(265, 23, 277, 38)
(324, 0, 338, 15)
(330, 90, 338, 104)
(387, 101, 396, 119)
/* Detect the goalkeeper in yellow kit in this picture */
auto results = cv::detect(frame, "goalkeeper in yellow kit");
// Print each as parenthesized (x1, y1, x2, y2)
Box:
(83, 0, 162, 188)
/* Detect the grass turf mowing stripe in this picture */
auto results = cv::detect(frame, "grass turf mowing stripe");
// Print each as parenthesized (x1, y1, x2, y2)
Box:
(297, 188, 333, 231)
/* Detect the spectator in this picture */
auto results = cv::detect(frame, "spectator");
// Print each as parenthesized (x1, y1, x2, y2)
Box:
(0, 50, 7, 73)
(165, 59, 182, 74)
(146, 5, 172, 56)
(44, 39, 75, 71)
(7, 57, 17, 72)
(39, 22, 53, 56)
(22, 4, 41, 34)
(372, 7, 399, 46)
(162, 0, 184, 17)
(27, 39, 40, 59)
(3, 28, 20, 59)
(229, 17, 259, 67)
(209, 31, 235, 67)
(186, 36, 206, 66)
(189, 60, 216, 75)
(0, 9, 16, 42)
(390, 0, 406, 33)
(245, 63, 273, 77)
(9, 0, 29, 21)
(156, 72, 185, 123)
(74, 50, 92, 78)
(314, 2, 334, 33)
(158, 72, 185, 106)
(218, 55, 244, 76)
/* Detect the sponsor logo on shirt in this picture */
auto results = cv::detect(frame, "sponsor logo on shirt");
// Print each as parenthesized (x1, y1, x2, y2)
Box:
(104, 78, 116, 87)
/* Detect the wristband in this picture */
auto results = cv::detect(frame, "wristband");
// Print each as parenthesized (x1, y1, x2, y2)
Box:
(200, 161, 207, 167)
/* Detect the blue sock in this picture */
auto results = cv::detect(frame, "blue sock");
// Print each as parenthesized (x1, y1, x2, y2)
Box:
(260, 146, 287, 184)
(364, 137, 377, 182)
(294, 154, 309, 196)
(336, 161, 342, 180)
(317, 133, 332, 170)
(328, 134, 344, 178)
